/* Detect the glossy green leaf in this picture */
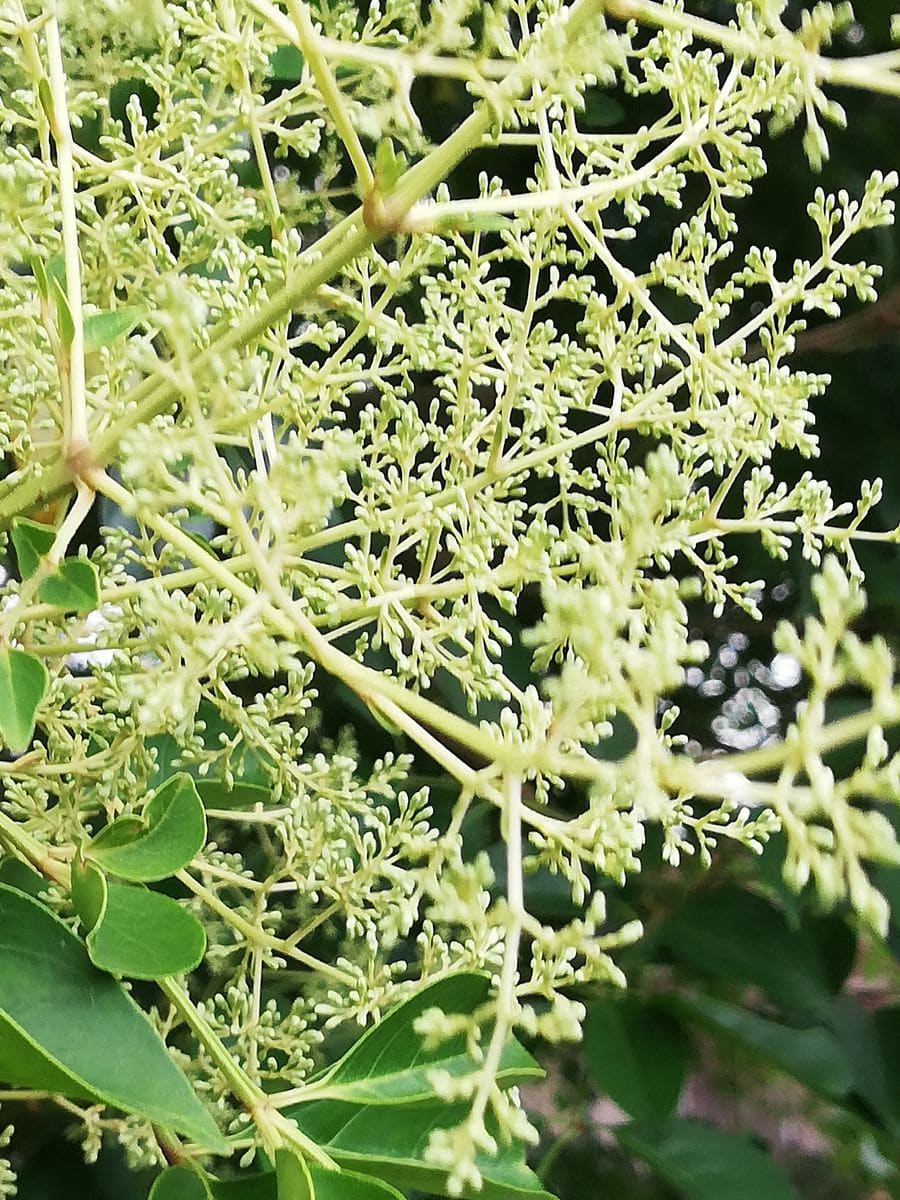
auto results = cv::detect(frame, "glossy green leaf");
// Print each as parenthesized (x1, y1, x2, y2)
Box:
(89, 773, 206, 881)
(617, 1119, 800, 1200)
(313, 973, 541, 1105)
(583, 998, 689, 1122)
(288, 1099, 553, 1200)
(71, 856, 108, 931)
(310, 1165, 405, 1200)
(0, 647, 48, 752)
(208, 1166, 405, 1200)
(150, 1167, 214, 1200)
(37, 559, 100, 613)
(669, 993, 853, 1099)
(85, 881, 206, 979)
(11, 516, 54, 579)
(83, 305, 143, 351)
(0, 856, 47, 897)
(90, 815, 146, 851)
(275, 1150, 313, 1200)
(10, 519, 101, 613)
(0, 884, 225, 1149)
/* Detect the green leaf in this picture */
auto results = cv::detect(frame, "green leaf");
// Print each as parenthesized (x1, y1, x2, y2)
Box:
(196, 780, 271, 811)
(275, 1150, 313, 1200)
(659, 885, 835, 1017)
(434, 213, 514, 234)
(374, 139, 407, 192)
(668, 993, 853, 1099)
(212, 1176, 278, 1199)
(310, 1165, 405, 1200)
(85, 881, 206, 979)
(617, 1119, 800, 1200)
(268, 45, 303, 80)
(287, 1099, 553, 1200)
(0, 857, 47, 897)
(45, 253, 66, 291)
(31, 255, 49, 300)
(313, 973, 541, 1105)
(90, 815, 147, 851)
(37, 559, 100, 613)
(37, 77, 54, 125)
(580, 89, 625, 128)
(148, 700, 272, 792)
(0, 884, 225, 1149)
(84, 306, 144, 352)
(10, 520, 101, 612)
(50, 274, 75, 348)
(0, 647, 48, 752)
(829, 995, 900, 1136)
(11, 517, 54, 579)
(71, 856, 108, 931)
(208, 1166, 406, 1200)
(150, 1167, 214, 1200)
(583, 997, 689, 1122)
(89, 773, 206, 881)
(872, 1007, 900, 1128)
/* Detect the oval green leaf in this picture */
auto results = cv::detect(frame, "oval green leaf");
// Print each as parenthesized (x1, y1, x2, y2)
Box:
(90, 773, 206, 881)
(71, 856, 108, 932)
(196, 780, 271, 811)
(150, 1166, 214, 1200)
(0, 856, 47, 898)
(275, 1149, 313, 1200)
(583, 997, 689, 1123)
(668, 993, 853, 1100)
(0, 647, 48, 752)
(38, 559, 100, 613)
(288, 1099, 553, 1200)
(617, 1118, 800, 1200)
(86, 882, 206, 979)
(659, 885, 835, 1018)
(11, 517, 54, 579)
(0, 884, 225, 1149)
(90, 815, 147, 852)
(315, 973, 542, 1105)
(310, 1165, 405, 1200)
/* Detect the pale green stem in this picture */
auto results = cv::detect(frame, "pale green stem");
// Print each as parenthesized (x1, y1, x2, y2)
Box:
(280, 0, 374, 196)
(604, 0, 900, 99)
(11, 1, 52, 164)
(175, 869, 355, 985)
(158, 977, 337, 1168)
(466, 772, 524, 1140)
(0, 807, 69, 886)
(664, 686, 900, 790)
(43, 12, 88, 456)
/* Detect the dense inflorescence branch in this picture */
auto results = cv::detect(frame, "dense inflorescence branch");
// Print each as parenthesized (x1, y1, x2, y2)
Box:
(0, 0, 898, 1193)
